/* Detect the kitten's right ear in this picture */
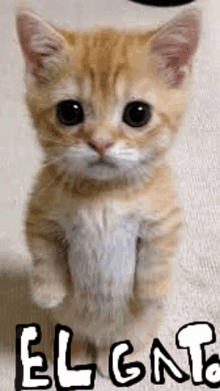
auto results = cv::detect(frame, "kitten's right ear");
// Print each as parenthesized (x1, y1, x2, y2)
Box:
(149, 8, 201, 88)
(16, 9, 66, 85)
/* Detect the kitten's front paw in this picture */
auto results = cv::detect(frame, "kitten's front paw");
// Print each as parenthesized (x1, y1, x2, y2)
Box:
(30, 278, 68, 309)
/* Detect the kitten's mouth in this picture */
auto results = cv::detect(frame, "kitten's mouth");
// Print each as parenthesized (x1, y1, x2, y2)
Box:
(88, 157, 117, 169)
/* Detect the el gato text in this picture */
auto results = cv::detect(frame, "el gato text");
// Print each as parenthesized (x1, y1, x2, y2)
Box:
(15, 322, 220, 390)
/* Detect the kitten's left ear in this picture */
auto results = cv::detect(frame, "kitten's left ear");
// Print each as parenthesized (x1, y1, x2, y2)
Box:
(149, 8, 201, 88)
(16, 9, 67, 85)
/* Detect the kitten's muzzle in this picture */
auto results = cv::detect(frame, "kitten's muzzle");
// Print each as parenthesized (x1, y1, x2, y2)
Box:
(87, 138, 114, 157)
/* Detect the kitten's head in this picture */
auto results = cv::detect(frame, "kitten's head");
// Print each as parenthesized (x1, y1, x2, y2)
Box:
(16, 8, 200, 185)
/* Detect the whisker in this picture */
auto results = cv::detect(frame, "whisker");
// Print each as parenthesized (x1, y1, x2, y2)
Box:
(42, 153, 66, 168)
(42, 159, 59, 169)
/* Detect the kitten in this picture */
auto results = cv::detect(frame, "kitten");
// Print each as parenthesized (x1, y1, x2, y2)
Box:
(16, 8, 200, 377)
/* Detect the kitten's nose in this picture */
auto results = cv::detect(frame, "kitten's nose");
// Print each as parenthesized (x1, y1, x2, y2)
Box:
(87, 138, 114, 157)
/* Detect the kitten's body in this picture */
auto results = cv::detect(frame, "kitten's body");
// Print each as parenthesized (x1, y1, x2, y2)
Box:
(16, 9, 200, 375)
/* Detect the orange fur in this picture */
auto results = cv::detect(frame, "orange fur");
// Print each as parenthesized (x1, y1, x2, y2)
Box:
(16, 8, 200, 377)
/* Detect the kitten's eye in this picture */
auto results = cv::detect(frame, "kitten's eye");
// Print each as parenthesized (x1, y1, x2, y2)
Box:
(122, 101, 151, 128)
(57, 100, 84, 126)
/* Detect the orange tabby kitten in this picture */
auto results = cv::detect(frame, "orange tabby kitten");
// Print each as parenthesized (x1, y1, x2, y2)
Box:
(16, 8, 200, 376)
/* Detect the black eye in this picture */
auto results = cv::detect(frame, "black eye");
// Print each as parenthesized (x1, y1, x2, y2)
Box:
(57, 100, 84, 126)
(122, 101, 151, 128)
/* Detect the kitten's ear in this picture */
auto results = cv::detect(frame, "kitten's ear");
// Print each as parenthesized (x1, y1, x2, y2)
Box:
(16, 9, 66, 85)
(149, 9, 201, 88)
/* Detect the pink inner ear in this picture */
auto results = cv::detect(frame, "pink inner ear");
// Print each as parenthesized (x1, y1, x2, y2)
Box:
(18, 19, 41, 74)
(152, 41, 192, 87)
(17, 12, 63, 83)
(151, 11, 200, 88)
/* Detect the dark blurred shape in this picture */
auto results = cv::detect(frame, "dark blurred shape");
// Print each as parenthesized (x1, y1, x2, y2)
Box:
(129, 0, 195, 6)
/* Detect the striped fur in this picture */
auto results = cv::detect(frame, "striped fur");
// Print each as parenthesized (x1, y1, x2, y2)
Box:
(16, 8, 200, 376)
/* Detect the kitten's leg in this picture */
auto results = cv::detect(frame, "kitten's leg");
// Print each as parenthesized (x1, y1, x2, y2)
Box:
(29, 238, 70, 309)
(135, 206, 182, 304)
(70, 339, 92, 367)
(26, 218, 71, 309)
(95, 207, 182, 377)
(96, 303, 160, 379)
(96, 347, 110, 378)
(96, 209, 182, 378)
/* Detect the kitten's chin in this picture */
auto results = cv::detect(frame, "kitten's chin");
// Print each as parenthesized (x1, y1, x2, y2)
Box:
(88, 157, 117, 169)
(61, 155, 156, 184)
(63, 156, 122, 181)
(84, 157, 117, 179)
(82, 165, 120, 181)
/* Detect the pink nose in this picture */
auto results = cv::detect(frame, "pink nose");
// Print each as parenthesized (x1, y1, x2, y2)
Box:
(87, 138, 114, 157)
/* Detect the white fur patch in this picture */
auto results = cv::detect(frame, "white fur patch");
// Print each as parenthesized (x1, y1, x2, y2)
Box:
(60, 201, 142, 316)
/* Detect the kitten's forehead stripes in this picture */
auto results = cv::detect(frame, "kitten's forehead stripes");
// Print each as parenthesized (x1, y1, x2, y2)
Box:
(61, 29, 149, 102)
(81, 30, 128, 98)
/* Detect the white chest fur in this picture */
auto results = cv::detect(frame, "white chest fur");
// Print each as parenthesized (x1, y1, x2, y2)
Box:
(59, 201, 142, 316)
